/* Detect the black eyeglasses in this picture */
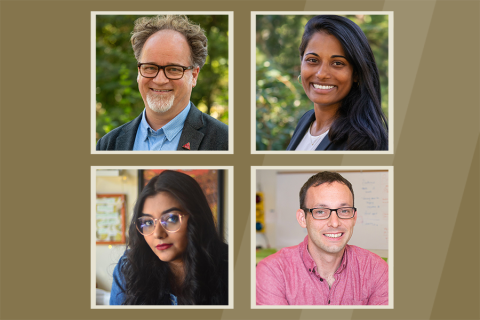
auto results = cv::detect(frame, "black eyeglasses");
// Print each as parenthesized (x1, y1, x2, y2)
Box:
(137, 62, 194, 80)
(303, 207, 356, 220)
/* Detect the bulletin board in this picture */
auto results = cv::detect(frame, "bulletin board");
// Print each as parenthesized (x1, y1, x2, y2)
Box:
(275, 171, 390, 251)
(95, 194, 126, 245)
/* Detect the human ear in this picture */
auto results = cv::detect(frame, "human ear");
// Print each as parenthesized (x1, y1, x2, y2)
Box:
(191, 66, 200, 87)
(296, 209, 307, 228)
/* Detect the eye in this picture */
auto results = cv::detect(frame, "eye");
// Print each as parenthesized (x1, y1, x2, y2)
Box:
(305, 57, 318, 63)
(332, 61, 345, 66)
(163, 213, 180, 223)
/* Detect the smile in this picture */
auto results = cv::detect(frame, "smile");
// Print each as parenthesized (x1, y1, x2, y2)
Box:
(324, 233, 343, 238)
(313, 84, 335, 89)
(150, 88, 172, 92)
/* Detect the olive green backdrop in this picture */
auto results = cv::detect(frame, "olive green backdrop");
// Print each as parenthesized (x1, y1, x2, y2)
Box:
(0, 1, 479, 320)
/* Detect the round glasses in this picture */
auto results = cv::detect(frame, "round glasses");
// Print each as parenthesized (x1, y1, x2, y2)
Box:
(303, 207, 356, 220)
(135, 212, 185, 235)
(137, 62, 194, 80)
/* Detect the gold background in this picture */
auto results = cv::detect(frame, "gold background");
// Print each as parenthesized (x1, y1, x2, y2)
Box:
(0, 0, 478, 319)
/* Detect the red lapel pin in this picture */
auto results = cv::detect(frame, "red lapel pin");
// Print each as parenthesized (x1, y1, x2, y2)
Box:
(182, 142, 191, 150)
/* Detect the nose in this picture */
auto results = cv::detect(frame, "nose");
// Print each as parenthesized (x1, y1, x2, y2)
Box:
(315, 63, 330, 79)
(152, 68, 170, 85)
(152, 220, 167, 239)
(327, 210, 341, 228)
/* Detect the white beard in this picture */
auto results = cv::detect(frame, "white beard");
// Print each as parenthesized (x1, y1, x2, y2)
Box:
(146, 91, 175, 114)
(145, 73, 193, 114)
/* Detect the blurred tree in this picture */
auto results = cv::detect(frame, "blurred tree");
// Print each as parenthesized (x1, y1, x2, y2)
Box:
(96, 15, 229, 142)
(256, 15, 389, 150)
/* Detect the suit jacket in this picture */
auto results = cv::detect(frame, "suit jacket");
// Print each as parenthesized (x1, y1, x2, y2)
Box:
(286, 110, 346, 151)
(96, 103, 228, 151)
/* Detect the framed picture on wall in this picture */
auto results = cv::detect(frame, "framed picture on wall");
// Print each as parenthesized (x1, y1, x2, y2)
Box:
(95, 194, 126, 245)
(138, 169, 225, 237)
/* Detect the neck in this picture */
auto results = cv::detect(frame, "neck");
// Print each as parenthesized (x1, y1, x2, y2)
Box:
(311, 104, 338, 136)
(307, 242, 345, 281)
(144, 104, 186, 131)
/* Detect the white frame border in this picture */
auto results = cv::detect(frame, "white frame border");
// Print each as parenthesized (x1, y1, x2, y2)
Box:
(91, 12, 234, 154)
(91, 166, 234, 309)
(251, 166, 394, 309)
(251, 12, 394, 154)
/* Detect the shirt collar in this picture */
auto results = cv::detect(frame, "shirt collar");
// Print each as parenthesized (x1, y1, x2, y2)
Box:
(138, 102, 191, 142)
(300, 235, 349, 275)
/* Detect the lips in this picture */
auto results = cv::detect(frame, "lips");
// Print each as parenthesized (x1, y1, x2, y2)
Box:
(312, 83, 336, 91)
(324, 233, 344, 238)
(150, 88, 172, 93)
(156, 244, 173, 250)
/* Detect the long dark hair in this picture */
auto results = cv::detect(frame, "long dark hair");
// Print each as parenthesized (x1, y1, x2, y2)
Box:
(119, 170, 228, 305)
(299, 15, 388, 150)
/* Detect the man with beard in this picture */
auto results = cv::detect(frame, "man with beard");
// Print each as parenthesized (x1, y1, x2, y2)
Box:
(256, 172, 389, 305)
(96, 15, 228, 151)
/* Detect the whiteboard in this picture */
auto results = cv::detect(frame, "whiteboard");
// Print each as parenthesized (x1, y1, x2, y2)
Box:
(275, 171, 389, 250)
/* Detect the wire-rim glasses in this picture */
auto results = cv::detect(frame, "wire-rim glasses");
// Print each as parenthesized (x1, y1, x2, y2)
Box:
(137, 62, 194, 80)
(135, 212, 185, 235)
(303, 207, 357, 220)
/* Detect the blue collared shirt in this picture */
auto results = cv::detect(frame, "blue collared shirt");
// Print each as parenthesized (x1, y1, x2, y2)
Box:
(133, 103, 191, 151)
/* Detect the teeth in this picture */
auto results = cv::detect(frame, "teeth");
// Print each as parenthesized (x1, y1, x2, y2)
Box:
(152, 89, 170, 92)
(324, 233, 343, 238)
(313, 84, 334, 89)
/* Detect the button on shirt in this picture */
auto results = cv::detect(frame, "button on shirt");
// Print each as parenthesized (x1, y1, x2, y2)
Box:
(256, 236, 389, 305)
(133, 103, 191, 151)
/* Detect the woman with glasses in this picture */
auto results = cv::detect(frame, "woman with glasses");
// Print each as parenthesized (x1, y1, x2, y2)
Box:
(110, 170, 228, 305)
(287, 15, 388, 151)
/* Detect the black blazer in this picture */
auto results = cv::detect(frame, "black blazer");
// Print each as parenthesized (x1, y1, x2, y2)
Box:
(96, 103, 228, 151)
(286, 110, 346, 151)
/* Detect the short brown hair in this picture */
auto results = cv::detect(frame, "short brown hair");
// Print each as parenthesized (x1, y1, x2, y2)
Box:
(299, 171, 354, 209)
(131, 15, 208, 68)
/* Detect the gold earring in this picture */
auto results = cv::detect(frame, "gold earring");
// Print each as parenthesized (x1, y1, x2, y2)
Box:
(298, 75, 302, 84)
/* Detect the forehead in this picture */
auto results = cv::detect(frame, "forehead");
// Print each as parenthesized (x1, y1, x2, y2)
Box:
(305, 181, 353, 207)
(305, 31, 345, 55)
(142, 191, 182, 214)
(140, 29, 192, 64)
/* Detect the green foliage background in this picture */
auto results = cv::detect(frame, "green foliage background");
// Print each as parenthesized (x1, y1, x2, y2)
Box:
(96, 15, 229, 142)
(256, 15, 389, 150)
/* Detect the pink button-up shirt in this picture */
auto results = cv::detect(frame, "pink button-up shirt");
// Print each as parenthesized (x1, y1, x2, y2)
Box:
(256, 236, 388, 305)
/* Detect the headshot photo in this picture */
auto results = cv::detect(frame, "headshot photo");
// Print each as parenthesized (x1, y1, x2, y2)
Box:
(253, 168, 393, 307)
(93, 13, 231, 152)
(93, 168, 232, 307)
(254, 13, 392, 152)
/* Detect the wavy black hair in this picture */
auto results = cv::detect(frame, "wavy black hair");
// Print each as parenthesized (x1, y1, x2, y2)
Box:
(299, 15, 388, 150)
(119, 170, 228, 305)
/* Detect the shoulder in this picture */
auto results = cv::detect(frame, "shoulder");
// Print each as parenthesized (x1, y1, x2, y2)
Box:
(110, 255, 128, 305)
(347, 245, 388, 272)
(184, 103, 228, 150)
(187, 104, 228, 133)
(96, 115, 142, 150)
(257, 244, 301, 277)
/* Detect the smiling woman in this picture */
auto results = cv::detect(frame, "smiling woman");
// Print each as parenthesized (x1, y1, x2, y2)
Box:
(110, 170, 229, 305)
(256, 14, 389, 151)
(288, 15, 388, 151)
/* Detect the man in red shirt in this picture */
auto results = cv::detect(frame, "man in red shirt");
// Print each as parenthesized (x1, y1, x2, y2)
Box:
(256, 171, 389, 305)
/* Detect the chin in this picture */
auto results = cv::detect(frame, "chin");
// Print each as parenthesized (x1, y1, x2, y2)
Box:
(146, 94, 174, 113)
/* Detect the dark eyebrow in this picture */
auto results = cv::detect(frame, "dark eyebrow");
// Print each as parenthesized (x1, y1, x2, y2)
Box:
(140, 207, 183, 217)
(304, 53, 347, 60)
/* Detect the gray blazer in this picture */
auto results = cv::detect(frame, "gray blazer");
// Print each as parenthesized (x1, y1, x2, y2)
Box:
(286, 110, 346, 151)
(96, 103, 228, 151)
